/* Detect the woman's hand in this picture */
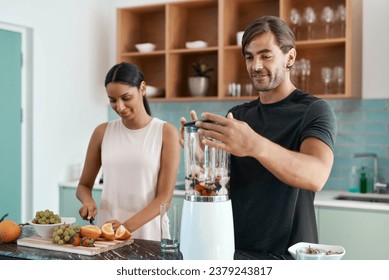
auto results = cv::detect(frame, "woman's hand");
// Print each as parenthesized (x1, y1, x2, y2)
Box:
(78, 201, 98, 222)
(105, 219, 123, 231)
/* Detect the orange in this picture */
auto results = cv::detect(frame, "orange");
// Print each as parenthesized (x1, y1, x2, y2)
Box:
(80, 225, 102, 240)
(0, 220, 22, 243)
(115, 225, 132, 240)
(101, 222, 115, 241)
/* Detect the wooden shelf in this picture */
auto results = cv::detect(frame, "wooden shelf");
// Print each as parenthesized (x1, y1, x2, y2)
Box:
(116, 0, 361, 101)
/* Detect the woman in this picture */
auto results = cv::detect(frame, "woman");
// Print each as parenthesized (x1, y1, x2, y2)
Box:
(76, 62, 180, 241)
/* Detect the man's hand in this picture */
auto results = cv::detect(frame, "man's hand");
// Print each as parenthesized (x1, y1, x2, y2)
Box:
(179, 110, 198, 147)
(196, 112, 259, 157)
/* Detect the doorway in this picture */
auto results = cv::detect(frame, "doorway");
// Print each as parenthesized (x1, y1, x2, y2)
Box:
(0, 22, 32, 223)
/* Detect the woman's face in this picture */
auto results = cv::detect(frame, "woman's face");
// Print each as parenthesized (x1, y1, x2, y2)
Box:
(106, 82, 145, 120)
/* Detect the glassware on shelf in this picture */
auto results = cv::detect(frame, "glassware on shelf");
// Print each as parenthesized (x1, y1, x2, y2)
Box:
(300, 58, 311, 92)
(303, 7, 317, 40)
(321, 6, 335, 38)
(321, 67, 333, 94)
(335, 4, 346, 37)
(290, 60, 301, 88)
(290, 8, 302, 40)
(333, 66, 345, 93)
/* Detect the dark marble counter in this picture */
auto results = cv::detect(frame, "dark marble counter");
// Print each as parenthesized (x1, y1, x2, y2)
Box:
(0, 226, 182, 260)
(0, 226, 291, 260)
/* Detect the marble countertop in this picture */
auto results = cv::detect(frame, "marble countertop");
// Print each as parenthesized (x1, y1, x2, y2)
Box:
(59, 181, 389, 212)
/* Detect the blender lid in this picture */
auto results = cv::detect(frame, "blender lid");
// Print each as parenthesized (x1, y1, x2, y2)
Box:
(183, 119, 219, 127)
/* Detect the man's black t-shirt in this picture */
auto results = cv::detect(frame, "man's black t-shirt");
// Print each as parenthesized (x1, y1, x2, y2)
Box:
(228, 89, 337, 257)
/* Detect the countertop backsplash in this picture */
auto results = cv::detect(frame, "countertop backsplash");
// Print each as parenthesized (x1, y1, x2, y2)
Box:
(108, 98, 389, 192)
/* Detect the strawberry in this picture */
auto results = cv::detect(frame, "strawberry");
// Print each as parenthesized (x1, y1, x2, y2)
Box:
(71, 234, 81, 246)
(81, 237, 95, 247)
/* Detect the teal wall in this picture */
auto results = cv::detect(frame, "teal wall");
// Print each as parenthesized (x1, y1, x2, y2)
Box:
(109, 98, 389, 191)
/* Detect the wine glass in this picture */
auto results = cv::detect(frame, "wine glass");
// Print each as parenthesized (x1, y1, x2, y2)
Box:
(321, 67, 333, 94)
(303, 7, 317, 40)
(290, 60, 301, 88)
(335, 4, 346, 37)
(321, 6, 335, 38)
(300, 59, 308, 91)
(290, 8, 302, 40)
(333, 66, 344, 93)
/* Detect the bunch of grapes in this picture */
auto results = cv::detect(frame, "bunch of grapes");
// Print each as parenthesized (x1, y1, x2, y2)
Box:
(32, 209, 61, 224)
(52, 224, 81, 245)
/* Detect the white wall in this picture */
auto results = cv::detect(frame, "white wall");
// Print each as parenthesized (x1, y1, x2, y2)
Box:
(362, 0, 389, 99)
(0, 0, 111, 215)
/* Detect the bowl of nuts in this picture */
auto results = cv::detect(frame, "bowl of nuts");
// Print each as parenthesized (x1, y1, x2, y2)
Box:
(288, 242, 346, 260)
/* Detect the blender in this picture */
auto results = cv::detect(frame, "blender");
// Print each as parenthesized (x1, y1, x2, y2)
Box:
(179, 120, 235, 260)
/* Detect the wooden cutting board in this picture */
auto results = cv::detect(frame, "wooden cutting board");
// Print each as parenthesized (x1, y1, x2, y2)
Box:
(17, 236, 134, 256)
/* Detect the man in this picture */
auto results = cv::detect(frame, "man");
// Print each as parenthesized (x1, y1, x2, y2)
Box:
(181, 16, 336, 259)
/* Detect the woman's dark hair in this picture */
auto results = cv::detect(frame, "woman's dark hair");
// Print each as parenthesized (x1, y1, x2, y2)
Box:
(105, 62, 151, 116)
(242, 15, 295, 56)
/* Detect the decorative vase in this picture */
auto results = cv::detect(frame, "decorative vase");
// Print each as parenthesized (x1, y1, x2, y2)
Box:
(188, 76, 209, 97)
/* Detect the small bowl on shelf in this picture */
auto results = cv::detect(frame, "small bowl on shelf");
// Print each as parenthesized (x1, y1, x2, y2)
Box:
(135, 43, 156, 52)
(185, 40, 208, 49)
(28, 217, 76, 239)
(146, 85, 164, 98)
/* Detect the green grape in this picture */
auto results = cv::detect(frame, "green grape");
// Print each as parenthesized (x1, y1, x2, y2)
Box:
(58, 240, 64, 245)
(64, 235, 70, 242)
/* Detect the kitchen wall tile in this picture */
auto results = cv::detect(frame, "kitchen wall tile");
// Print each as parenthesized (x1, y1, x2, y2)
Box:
(109, 98, 389, 192)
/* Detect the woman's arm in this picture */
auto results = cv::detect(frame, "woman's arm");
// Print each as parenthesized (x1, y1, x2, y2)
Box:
(120, 122, 181, 233)
(76, 123, 107, 221)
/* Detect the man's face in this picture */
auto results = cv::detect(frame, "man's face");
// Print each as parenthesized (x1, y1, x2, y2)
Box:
(244, 32, 291, 92)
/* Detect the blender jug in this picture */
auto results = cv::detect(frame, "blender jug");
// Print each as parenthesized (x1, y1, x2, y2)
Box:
(183, 120, 230, 197)
(180, 120, 234, 260)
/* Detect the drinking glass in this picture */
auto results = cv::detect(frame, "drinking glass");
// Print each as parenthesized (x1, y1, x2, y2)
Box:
(333, 66, 344, 93)
(160, 203, 179, 252)
(303, 7, 317, 40)
(321, 6, 335, 38)
(290, 8, 302, 40)
(321, 67, 333, 94)
(335, 4, 346, 37)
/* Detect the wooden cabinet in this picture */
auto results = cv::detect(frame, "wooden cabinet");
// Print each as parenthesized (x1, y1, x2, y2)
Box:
(116, 0, 361, 101)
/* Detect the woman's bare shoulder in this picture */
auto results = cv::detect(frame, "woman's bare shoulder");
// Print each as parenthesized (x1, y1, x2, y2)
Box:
(91, 122, 109, 140)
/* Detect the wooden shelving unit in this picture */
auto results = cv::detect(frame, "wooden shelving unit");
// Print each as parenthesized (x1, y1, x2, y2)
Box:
(116, 0, 361, 101)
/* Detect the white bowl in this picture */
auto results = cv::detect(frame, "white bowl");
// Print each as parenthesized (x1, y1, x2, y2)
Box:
(135, 43, 156, 52)
(146, 85, 164, 98)
(288, 242, 346, 260)
(29, 217, 76, 239)
(185, 40, 208, 49)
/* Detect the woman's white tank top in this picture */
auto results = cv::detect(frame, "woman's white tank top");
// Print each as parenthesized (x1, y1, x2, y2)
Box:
(99, 117, 165, 241)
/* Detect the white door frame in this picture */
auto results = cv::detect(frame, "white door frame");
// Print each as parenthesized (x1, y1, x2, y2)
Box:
(0, 21, 33, 222)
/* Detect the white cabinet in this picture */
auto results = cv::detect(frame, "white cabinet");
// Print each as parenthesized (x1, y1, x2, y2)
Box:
(59, 185, 102, 226)
(362, 0, 389, 99)
(316, 206, 389, 259)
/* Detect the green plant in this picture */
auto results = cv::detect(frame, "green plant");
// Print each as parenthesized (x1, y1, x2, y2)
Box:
(191, 61, 214, 77)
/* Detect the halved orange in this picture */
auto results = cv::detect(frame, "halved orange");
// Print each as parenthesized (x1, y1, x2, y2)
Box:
(80, 225, 102, 240)
(101, 222, 115, 241)
(115, 225, 132, 240)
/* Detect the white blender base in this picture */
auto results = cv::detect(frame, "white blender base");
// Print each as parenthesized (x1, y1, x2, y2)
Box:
(180, 199, 235, 260)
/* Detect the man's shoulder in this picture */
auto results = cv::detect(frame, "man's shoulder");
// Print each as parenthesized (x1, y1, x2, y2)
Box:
(229, 99, 259, 114)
